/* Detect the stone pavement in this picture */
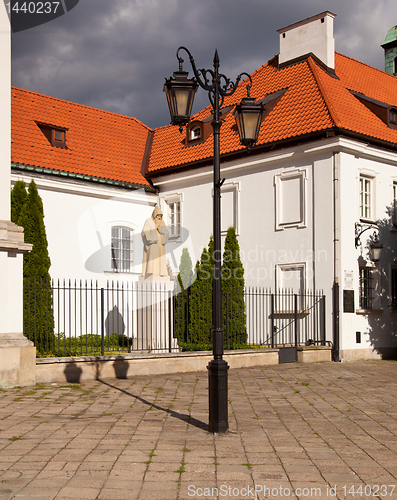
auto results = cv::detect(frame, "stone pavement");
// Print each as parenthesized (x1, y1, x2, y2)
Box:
(1, 360, 397, 500)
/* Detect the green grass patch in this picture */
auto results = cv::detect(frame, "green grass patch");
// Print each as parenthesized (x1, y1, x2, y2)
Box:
(9, 436, 23, 441)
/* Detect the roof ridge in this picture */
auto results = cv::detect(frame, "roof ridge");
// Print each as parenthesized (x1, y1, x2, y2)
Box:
(335, 52, 397, 80)
(11, 86, 153, 131)
(307, 57, 341, 127)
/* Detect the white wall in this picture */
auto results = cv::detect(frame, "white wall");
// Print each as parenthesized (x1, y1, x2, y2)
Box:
(0, 5, 10, 221)
(11, 174, 159, 286)
(155, 140, 335, 292)
(338, 146, 397, 354)
(155, 137, 397, 354)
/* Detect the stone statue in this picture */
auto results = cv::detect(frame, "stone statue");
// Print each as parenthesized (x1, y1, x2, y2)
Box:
(141, 206, 170, 280)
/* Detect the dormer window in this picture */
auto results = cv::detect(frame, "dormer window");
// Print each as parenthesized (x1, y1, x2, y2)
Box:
(390, 108, 397, 124)
(190, 127, 201, 140)
(185, 120, 207, 146)
(37, 122, 68, 148)
(53, 129, 64, 142)
(51, 127, 66, 148)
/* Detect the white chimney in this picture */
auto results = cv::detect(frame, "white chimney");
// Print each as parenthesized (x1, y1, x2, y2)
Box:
(277, 11, 336, 70)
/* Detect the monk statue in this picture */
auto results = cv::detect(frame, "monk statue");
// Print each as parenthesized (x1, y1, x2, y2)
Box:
(141, 206, 170, 280)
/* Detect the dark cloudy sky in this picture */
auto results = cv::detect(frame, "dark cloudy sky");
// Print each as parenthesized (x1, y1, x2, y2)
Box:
(11, 0, 397, 129)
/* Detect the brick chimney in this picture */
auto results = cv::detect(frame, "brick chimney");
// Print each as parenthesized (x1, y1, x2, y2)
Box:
(277, 11, 336, 70)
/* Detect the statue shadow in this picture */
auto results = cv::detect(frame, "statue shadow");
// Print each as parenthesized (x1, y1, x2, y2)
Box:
(64, 362, 82, 383)
(112, 356, 129, 379)
(105, 306, 125, 336)
(97, 378, 208, 431)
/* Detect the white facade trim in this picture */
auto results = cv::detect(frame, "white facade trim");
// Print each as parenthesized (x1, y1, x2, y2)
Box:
(221, 181, 240, 235)
(275, 168, 307, 230)
(153, 137, 397, 189)
(11, 172, 157, 205)
(276, 262, 306, 292)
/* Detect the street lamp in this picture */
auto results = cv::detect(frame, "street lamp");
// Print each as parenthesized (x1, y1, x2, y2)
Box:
(164, 47, 263, 433)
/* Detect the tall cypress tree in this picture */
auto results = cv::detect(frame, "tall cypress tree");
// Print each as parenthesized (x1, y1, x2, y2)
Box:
(178, 247, 193, 290)
(11, 180, 27, 225)
(222, 227, 247, 346)
(15, 180, 54, 353)
(188, 237, 214, 348)
(174, 248, 194, 347)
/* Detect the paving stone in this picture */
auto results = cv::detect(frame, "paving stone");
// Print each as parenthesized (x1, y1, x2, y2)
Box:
(0, 361, 397, 500)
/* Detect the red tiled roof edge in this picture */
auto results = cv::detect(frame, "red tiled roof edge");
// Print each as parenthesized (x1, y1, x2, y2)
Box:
(11, 161, 157, 191)
(11, 86, 153, 131)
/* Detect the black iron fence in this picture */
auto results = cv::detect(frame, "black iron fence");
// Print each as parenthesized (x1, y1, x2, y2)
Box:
(24, 279, 326, 357)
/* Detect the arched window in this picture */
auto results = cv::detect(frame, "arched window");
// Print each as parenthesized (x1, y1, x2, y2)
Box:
(111, 226, 133, 272)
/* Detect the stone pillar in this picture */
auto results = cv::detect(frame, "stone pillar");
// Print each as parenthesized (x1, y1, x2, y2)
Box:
(0, 7, 35, 387)
(134, 280, 178, 353)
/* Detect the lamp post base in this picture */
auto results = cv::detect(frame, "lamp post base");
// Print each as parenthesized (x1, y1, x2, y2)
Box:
(207, 358, 229, 433)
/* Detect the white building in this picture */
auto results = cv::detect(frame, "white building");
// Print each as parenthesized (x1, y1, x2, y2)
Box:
(10, 12, 397, 361)
(146, 12, 397, 361)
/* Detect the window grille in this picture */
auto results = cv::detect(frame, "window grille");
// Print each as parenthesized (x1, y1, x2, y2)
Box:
(111, 226, 133, 272)
(359, 267, 373, 310)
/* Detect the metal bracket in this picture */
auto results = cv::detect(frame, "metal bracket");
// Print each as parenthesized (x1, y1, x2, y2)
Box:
(355, 222, 379, 248)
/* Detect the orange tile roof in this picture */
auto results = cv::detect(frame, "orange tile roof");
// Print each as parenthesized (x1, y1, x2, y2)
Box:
(147, 53, 397, 174)
(11, 87, 152, 188)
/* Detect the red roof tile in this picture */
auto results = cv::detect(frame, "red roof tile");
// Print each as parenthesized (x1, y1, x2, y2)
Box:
(147, 53, 397, 174)
(11, 87, 152, 187)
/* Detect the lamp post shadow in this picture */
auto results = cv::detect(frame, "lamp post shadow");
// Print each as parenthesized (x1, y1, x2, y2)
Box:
(97, 378, 208, 431)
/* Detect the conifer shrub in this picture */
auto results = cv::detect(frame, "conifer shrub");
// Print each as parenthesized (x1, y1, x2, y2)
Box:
(12, 180, 55, 354)
(222, 227, 247, 346)
(174, 231, 248, 351)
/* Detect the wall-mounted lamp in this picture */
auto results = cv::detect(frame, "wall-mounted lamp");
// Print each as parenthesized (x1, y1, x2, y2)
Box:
(355, 222, 383, 262)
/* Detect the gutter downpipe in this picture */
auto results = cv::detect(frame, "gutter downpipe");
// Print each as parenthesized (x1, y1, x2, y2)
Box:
(332, 151, 341, 362)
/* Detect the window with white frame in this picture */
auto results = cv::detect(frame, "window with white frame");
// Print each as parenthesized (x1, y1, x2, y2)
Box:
(161, 195, 182, 240)
(168, 201, 181, 238)
(360, 175, 373, 220)
(111, 226, 133, 272)
(393, 181, 397, 225)
(275, 169, 307, 230)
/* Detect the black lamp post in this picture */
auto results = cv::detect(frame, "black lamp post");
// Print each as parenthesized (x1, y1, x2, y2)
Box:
(164, 47, 263, 433)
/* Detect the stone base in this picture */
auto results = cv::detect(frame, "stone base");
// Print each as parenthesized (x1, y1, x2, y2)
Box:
(35, 349, 279, 383)
(297, 345, 332, 363)
(0, 333, 36, 387)
(139, 275, 170, 282)
(339, 347, 397, 362)
(134, 280, 178, 352)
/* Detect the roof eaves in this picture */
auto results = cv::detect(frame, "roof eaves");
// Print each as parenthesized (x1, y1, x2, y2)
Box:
(11, 162, 157, 192)
(146, 128, 340, 179)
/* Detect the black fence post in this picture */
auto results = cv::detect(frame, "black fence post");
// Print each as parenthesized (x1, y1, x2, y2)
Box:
(294, 294, 298, 350)
(271, 294, 275, 349)
(168, 290, 172, 353)
(320, 294, 326, 346)
(226, 292, 229, 350)
(101, 287, 105, 356)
